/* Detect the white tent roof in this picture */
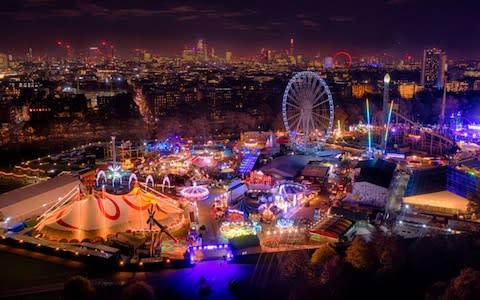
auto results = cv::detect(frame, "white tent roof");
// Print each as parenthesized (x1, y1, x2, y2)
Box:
(42, 186, 183, 237)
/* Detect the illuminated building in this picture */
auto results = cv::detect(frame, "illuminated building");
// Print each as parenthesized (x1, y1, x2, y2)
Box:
(289, 38, 294, 56)
(296, 55, 303, 64)
(0, 53, 8, 70)
(225, 51, 232, 64)
(208, 87, 233, 107)
(267, 50, 272, 64)
(398, 82, 423, 99)
(26, 47, 33, 61)
(449, 112, 462, 131)
(151, 89, 180, 116)
(197, 39, 204, 51)
(143, 52, 152, 62)
(465, 70, 480, 77)
(352, 83, 374, 98)
(9, 80, 41, 89)
(447, 160, 480, 198)
(182, 48, 194, 61)
(195, 39, 208, 62)
(446, 81, 469, 93)
(324, 56, 333, 69)
(473, 80, 480, 91)
(204, 42, 208, 61)
(421, 48, 447, 89)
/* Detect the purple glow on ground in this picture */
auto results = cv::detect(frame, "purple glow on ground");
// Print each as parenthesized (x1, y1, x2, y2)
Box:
(142, 261, 255, 299)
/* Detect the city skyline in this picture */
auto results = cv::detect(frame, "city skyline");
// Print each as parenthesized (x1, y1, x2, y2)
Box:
(2, 0, 480, 59)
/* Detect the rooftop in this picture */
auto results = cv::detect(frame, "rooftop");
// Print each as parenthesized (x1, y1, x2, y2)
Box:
(355, 159, 396, 188)
(310, 215, 353, 238)
(403, 190, 469, 212)
(0, 174, 79, 209)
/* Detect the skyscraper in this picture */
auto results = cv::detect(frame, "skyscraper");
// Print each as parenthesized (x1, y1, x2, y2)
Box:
(290, 38, 294, 57)
(421, 48, 447, 89)
(324, 57, 333, 69)
(196, 39, 204, 51)
(267, 50, 272, 64)
(0, 53, 8, 70)
(225, 51, 232, 64)
(196, 39, 206, 61)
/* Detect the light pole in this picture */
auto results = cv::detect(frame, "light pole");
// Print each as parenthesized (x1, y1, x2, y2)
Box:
(381, 73, 391, 151)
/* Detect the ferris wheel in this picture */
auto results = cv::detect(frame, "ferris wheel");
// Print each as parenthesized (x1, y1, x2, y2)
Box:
(282, 71, 334, 152)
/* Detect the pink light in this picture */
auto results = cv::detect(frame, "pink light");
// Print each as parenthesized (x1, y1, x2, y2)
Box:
(180, 185, 209, 201)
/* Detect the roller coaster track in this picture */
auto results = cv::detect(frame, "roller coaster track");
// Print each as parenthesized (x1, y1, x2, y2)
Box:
(391, 111, 455, 155)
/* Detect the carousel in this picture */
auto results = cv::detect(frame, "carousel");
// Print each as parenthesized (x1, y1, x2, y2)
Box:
(179, 183, 210, 201)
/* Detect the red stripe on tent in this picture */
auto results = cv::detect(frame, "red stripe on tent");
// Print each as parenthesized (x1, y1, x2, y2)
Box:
(57, 219, 81, 230)
(56, 210, 81, 230)
(96, 195, 120, 220)
(122, 195, 150, 210)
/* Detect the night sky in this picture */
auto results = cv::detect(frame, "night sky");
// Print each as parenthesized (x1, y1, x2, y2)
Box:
(1, 0, 479, 59)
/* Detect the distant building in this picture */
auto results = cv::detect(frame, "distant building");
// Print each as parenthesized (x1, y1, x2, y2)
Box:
(150, 88, 180, 116)
(8, 80, 41, 90)
(446, 81, 469, 93)
(0, 53, 8, 70)
(225, 51, 232, 64)
(352, 83, 374, 98)
(398, 82, 423, 99)
(296, 55, 302, 65)
(182, 48, 195, 61)
(421, 48, 447, 89)
(473, 80, 480, 91)
(143, 52, 152, 62)
(324, 56, 333, 69)
(289, 38, 294, 57)
(195, 39, 208, 62)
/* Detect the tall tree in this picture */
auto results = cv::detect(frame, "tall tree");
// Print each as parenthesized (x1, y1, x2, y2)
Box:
(443, 268, 480, 300)
(345, 236, 376, 270)
(311, 243, 336, 267)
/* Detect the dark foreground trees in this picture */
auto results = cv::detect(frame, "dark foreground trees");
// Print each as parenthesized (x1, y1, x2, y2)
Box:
(276, 234, 480, 300)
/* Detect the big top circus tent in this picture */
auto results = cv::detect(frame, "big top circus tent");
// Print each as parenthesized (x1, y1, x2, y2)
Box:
(35, 185, 185, 242)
